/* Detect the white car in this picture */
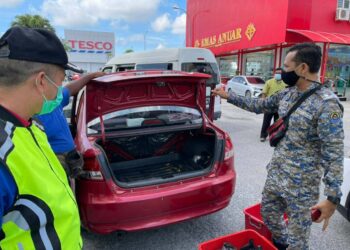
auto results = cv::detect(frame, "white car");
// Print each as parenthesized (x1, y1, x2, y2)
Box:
(226, 76, 265, 98)
(338, 157, 350, 221)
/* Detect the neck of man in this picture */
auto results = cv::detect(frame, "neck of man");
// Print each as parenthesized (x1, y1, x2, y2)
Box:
(0, 86, 34, 121)
(296, 73, 319, 91)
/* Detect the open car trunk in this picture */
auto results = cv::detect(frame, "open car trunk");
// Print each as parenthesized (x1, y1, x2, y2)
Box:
(95, 128, 220, 188)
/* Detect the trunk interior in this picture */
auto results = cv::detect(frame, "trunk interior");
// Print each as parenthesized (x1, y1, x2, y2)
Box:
(96, 129, 219, 188)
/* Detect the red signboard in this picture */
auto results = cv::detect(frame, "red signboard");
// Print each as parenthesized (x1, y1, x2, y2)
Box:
(287, 0, 350, 33)
(186, 0, 289, 54)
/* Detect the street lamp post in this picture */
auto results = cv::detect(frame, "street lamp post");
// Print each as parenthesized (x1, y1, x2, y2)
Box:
(172, 4, 189, 46)
(172, 5, 209, 47)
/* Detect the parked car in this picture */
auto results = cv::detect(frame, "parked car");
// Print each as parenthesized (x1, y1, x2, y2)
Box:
(226, 76, 265, 98)
(71, 70, 236, 234)
(338, 157, 350, 221)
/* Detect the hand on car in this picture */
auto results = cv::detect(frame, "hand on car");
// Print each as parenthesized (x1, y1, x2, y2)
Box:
(310, 200, 337, 231)
(90, 72, 106, 78)
(211, 87, 229, 99)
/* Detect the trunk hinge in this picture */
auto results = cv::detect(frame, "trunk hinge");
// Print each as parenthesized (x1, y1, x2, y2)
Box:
(196, 83, 207, 132)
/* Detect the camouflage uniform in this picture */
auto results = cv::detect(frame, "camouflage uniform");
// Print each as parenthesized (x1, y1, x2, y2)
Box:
(227, 82, 344, 250)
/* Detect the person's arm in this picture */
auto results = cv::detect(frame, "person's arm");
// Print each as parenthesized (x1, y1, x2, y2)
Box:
(261, 80, 270, 99)
(0, 164, 17, 229)
(311, 99, 344, 231)
(65, 72, 105, 96)
(212, 87, 285, 114)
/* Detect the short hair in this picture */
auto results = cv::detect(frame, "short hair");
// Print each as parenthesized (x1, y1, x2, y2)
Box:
(275, 67, 283, 71)
(0, 57, 60, 87)
(287, 43, 322, 73)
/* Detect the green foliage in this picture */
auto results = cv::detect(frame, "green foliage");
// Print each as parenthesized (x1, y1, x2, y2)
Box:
(124, 49, 134, 53)
(11, 14, 55, 33)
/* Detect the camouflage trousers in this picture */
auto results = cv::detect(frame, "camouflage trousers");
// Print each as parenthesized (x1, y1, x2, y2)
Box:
(261, 183, 319, 250)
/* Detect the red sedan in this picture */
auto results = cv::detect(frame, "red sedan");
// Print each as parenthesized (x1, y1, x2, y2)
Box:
(71, 70, 236, 234)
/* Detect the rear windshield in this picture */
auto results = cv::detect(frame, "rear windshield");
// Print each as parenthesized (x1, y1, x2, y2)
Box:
(246, 77, 265, 84)
(181, 62, 219, 86)
(87, 106, 202, 134)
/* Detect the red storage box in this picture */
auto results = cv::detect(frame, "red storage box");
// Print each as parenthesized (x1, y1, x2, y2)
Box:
(198, 229, 277, 250)
(244, 203, 288, 240)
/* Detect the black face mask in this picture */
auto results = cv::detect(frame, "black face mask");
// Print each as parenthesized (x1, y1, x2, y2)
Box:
(281, 70, 300, 87)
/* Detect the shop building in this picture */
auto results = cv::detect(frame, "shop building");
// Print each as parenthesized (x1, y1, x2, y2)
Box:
(64, 29, 115, 73)
(186, 0, 350, 84)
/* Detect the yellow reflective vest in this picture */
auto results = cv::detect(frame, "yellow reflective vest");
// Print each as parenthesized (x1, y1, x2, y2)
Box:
(0, 115, 82, 250)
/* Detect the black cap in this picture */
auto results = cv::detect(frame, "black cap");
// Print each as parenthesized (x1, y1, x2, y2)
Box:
(0, 26, 84, 73)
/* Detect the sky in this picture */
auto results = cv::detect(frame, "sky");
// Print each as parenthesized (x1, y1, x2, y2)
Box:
(0, 0, 187, 55)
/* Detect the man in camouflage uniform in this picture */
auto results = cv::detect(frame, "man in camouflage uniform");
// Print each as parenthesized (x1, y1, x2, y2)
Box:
(212, 43, 344, 250)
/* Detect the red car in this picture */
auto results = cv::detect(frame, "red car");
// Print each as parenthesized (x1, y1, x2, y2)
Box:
(71, 70, 236, 234)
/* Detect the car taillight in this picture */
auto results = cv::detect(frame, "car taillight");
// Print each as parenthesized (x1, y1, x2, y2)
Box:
(82, 148, 104, 181)
(224, 135, 234, 161)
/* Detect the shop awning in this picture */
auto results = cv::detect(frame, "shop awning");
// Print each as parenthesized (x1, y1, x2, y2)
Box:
(286, 29, 350, 45)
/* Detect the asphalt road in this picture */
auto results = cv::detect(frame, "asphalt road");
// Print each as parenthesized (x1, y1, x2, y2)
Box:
(82, 100, 350, 250)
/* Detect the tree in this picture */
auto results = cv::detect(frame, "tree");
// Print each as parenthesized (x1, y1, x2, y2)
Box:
(124, 49, 134, 53)
(11, 14, 55, 33)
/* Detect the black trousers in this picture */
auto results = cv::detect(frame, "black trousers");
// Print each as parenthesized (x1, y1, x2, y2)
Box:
(260, 112, 279, 138)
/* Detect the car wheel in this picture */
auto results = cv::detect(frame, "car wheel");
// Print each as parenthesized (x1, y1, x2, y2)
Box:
(245, 91, 251, 98)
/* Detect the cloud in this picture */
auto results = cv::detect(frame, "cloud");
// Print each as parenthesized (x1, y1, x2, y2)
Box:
(151, 13, 171, 32)
(156, 43, 165, 49)
(172, 13, 186, 34)
(0, 0, 23, 8)
(41, 0, 161, 28)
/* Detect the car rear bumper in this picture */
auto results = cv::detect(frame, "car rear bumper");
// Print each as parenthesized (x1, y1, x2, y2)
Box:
(76, 170, 235, 234)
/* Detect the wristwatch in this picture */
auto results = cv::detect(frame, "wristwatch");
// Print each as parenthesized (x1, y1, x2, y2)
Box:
(327, 196, 340, 205)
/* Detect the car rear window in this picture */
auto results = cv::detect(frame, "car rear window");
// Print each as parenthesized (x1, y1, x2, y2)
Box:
(87, 106, 202, 134)
(181, 62, 219, 86)
(136, 63, 173, 70)
(246, 77, 265, 84)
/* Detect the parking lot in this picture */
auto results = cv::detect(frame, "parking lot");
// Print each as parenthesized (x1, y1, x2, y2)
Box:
(82, 100, 350, 250)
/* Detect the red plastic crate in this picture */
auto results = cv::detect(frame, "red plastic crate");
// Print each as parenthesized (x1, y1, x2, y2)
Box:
(244, 203, 288, 240)
(198, 229, 277, 250)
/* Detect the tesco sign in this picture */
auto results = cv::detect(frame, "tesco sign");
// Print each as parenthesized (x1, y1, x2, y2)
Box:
(68, 40, 113, 51)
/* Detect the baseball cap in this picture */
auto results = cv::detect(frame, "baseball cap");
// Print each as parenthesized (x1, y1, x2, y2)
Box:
(0, 26, 83, 73)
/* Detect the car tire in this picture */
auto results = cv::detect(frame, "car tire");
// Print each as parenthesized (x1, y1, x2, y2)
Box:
(245, 91, 251, 98)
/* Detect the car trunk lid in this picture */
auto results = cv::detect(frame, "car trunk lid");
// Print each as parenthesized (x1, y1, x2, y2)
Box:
(85, 71, 211, 124)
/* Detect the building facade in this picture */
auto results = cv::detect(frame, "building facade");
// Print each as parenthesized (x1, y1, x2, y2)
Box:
(187, 0, 350, 84)
(64, 29, 115, 73)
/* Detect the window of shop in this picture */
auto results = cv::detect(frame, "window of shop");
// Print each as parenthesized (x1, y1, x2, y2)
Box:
(338, 0, 350, 9)
(243, 50, 275, 81)
(326, 44, 350, 86)
(218, 56, 238, 78)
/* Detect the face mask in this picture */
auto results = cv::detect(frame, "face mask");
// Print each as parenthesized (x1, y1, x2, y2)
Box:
(281, 69, 300, 87)
(36, 75, 63, 115)
(274, 74, 282, 81)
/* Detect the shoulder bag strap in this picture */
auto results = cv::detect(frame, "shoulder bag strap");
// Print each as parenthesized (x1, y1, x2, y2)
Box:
(285, 85, 322, 119)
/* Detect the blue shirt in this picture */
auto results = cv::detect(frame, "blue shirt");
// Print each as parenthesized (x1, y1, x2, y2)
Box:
(0, 164, 17, 228)
(36, 87, 75, 154)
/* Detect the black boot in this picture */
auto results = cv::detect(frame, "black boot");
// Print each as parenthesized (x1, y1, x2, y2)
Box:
(272, 239, 289, 250)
